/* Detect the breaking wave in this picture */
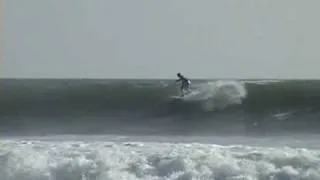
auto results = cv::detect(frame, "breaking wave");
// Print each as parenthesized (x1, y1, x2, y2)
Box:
(1, 79, 248, 115)
(2, 79, 320, 135)
(2, 79, 320, 116)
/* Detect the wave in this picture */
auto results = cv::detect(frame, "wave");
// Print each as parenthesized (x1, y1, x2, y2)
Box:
(2, 79, 320, 134)
(2, 79, 320, 116)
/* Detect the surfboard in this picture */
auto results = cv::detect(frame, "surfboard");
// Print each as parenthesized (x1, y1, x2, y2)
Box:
(170, 91, 196, 100)
(170, 90, 207, 101)
(170, 95, 184, 99)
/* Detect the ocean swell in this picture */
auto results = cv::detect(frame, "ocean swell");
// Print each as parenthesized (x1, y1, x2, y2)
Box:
(2, 79, 320, 134)
(2, 79, 320, 116)
(1, 79, 247, 115)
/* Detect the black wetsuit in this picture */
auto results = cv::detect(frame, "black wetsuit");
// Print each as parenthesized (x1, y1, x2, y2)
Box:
(176, 75, 190, 96)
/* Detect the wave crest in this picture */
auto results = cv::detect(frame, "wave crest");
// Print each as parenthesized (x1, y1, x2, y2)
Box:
(184, 81, 247, 111)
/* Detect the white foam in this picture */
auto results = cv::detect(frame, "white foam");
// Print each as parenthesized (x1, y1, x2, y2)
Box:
(0, 139, 320, 180)
(187, 80, 247, 111)
(242, 80, 282, 84)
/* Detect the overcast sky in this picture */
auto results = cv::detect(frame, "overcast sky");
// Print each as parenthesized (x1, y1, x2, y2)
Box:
(3, 0, 320, 79)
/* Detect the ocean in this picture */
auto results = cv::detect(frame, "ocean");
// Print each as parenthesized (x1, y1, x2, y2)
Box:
(1, 78, 320, 180)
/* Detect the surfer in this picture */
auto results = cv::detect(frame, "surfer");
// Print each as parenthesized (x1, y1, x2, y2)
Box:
(176, 73, 191, 96)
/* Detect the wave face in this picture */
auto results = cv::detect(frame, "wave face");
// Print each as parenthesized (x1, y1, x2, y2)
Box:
(1, 79, 247, 114)
(2, 79, 320, 135)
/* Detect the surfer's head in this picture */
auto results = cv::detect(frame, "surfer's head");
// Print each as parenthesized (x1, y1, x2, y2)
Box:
(177, 73, 181, 77)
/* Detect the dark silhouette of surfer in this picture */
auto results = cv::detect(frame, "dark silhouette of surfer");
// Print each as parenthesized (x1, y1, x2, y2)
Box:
(176, 73, 191, 96)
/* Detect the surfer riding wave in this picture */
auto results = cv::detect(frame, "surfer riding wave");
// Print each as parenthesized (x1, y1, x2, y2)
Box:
(176, 73, 191, 96)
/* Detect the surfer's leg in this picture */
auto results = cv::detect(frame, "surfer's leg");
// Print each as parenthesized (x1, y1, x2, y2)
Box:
(180, 85, 184, 97)
(182, 82, 189, 93)
(185, 83, 189, 91)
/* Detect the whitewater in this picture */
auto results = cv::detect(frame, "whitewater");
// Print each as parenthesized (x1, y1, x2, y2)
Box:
(2, 135, 320, 180)
(1, 79, 320, 180)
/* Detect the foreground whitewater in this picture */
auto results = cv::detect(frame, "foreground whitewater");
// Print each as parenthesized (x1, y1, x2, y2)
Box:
(1, 135, 320, 180)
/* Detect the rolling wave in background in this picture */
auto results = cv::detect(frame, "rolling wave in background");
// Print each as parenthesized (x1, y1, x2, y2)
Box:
(1, 79, 320, 135)
(2, 79, 320, 114)
(0, 79, 320, 134)
(1, 79, 247, 114)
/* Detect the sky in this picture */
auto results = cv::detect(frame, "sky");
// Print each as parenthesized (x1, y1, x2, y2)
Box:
(3, 0, 320, 79)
